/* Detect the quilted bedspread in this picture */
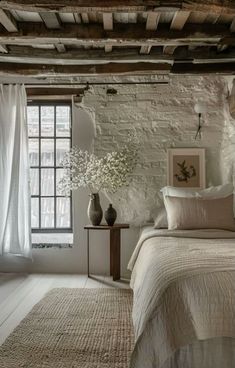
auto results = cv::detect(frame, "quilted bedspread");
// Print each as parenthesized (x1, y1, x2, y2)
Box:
(128, 229, 235, 368)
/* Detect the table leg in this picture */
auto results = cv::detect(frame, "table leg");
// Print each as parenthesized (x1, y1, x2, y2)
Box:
(87, 229, 90, 277)
(110, 239, 113, 277)
(110, 229, 120, 281)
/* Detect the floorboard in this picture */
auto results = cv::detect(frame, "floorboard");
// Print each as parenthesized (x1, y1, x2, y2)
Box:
(0, 273, 27, 305)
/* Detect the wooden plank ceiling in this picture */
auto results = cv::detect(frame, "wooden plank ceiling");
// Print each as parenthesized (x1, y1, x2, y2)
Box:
(0, 0, 234, 78)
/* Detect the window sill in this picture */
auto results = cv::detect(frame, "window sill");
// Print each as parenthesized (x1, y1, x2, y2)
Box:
(32, 243, 72, 249)
(32, 232, 73, 248)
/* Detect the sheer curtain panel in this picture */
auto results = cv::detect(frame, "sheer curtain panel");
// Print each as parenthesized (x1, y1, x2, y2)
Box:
(0, 85, 31, 257)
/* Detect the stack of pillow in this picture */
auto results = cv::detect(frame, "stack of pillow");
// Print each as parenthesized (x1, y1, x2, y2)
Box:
(155, 183, 235, 231)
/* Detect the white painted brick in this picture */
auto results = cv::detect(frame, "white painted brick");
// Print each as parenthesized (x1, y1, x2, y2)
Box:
(80, 75, 234, 225)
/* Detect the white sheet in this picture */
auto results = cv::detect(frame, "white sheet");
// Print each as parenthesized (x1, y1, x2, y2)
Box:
(163, 337, 235, 368)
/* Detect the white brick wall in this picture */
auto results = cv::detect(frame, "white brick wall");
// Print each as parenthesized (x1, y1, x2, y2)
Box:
(81, 75, 235, 225)
(221, 78, 235, 214)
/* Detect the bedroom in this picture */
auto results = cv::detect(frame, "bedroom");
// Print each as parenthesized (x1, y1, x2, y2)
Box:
(0, 1, 235, 367)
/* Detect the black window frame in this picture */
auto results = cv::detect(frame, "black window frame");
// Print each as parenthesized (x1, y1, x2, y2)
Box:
(27, 100, 73, 234)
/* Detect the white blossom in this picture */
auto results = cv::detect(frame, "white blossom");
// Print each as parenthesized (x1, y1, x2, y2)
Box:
(57, 134, 139, 195)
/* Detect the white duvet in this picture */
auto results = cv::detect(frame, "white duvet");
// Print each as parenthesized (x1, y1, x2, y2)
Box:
(128, 229, 235, 368)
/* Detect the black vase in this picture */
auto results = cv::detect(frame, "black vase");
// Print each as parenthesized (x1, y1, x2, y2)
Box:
(105, 204, 117, 226)
(87, 193, 103, 226)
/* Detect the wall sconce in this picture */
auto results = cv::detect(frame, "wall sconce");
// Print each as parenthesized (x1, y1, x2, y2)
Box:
(194, 102, 207, 140)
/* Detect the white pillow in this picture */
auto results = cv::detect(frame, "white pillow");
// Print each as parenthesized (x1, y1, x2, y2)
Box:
(164, 194, 235, 231)
(161, 183, 234, 199)
(154, 207, 168, 229)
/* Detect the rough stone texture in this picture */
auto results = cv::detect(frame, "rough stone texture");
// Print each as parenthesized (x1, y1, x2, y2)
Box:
(221, 77, 235, 210)
(81, 76, 235, 225)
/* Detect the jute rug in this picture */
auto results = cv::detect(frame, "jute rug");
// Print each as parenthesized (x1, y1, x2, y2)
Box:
(0, 288, 134, 368)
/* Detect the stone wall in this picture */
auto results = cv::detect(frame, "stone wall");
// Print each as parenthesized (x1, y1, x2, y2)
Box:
(221, 77, 235, 210)
(82, 75, 235, 225)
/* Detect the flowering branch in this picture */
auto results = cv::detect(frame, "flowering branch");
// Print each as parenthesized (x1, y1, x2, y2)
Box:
(57, 134, 139, 195)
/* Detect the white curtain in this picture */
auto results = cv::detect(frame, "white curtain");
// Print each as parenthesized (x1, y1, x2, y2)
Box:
(0, 84, 31, 258)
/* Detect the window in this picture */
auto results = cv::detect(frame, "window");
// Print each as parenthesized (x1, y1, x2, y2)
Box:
(27, 102, 72, 233)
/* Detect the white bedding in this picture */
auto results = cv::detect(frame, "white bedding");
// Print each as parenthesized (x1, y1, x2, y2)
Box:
(163, 337, 235, 368)
(128, 228, 235, 368)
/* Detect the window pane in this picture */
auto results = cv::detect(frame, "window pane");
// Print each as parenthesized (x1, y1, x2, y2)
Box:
(41, 139, 54, 166)
(31, 198, 39, 228)
(41, 168, 54, 196)
(56, 139, 70, 166)
(30, 168, 39, 195)
(28, 103, 72, 232)
(56, 168, 68, 195)
(41, 106, 54, 136)
(27, 106, 39, 137)
(56, 106, 70, 137)
(29, 139, 39, 166)
(41, 198, 54, 228)
(56, 198, 71, 228)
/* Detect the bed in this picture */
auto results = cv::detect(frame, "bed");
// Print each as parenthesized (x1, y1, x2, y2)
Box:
(128, 226, 235, 368)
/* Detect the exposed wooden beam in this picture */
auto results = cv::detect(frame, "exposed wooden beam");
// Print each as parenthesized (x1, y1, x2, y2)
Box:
(81, 13, 89, 23)
(0, 60, 234, 76)
(0, 9, 18, 32)
(88, 12, 98, 23)
(1, 1, 235, 15)
(146, 12, 160, 30)
(26, 87, 87, 96)
(139, 45, 152, 55)
(0, 1, 175, 13)
(0, 46, 172, 63)
(163, 46, 177, 55)
(0, 61, 171, 76)
(170, 11, 190, 30)
(188, 11, 207, 24)
(172, 61, 235, 74)
(104, 45, 112, 53)
(206, 13, 220, 24)
(188, 45, 197, 51)
(40, 12, 61, 29)
(2, 45, 235, 64)
(55, 43, 66, 52)
(103, 13, 113, 31)
(231, 18, 235, 32)
(220, 35, 235, 45)
(74, 13, 82, 23)
(0, 44, 8, 53)
(218, 14, 234, 24)
(182, 1, 235, 15)
(217, 44, 228, 52)
(0, 23, 232, 48)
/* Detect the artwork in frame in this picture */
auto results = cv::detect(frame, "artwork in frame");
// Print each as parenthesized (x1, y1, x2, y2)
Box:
(167, 148, 206, 189)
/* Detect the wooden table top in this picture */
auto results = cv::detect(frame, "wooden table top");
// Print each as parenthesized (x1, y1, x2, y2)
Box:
(84, 224, 130, 230)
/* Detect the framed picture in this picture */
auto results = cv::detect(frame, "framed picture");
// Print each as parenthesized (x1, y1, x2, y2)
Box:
(167, 148, 206, 189)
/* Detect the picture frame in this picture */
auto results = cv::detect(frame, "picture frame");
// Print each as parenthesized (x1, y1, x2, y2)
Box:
(167, 148, 206, 189)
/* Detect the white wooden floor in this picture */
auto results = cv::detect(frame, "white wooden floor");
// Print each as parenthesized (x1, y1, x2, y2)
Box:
(0, 273, 130, 345)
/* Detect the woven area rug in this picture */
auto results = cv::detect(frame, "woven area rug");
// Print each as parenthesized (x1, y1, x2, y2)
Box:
(0, 288, 134, 368)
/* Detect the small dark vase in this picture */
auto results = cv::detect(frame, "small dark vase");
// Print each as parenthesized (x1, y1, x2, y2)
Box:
(87, 193, 103, 226)
(105, 204, 117, 226)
